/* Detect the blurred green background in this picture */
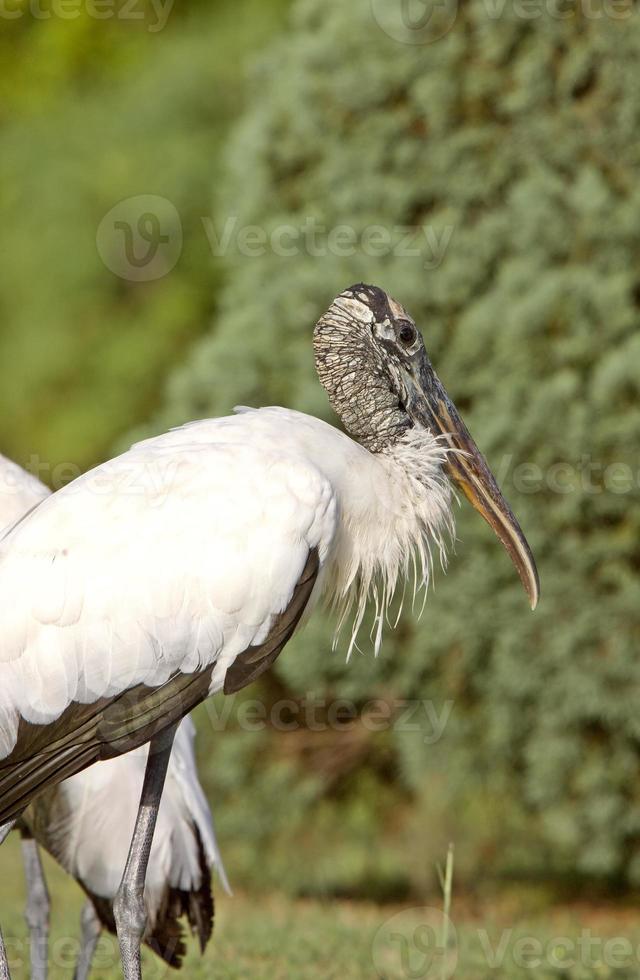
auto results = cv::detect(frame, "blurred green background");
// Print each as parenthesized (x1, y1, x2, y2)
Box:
(2, 0, 640, 971)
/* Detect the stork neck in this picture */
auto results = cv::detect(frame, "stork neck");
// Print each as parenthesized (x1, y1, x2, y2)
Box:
(316, 424, 453, 654)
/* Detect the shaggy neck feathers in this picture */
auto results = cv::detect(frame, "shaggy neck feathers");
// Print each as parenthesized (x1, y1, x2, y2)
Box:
(321, 426, 454, 658)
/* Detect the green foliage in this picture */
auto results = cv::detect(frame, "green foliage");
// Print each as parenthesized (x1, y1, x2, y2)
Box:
(0, 0, 290, 473)
(161, 0, 640, 893)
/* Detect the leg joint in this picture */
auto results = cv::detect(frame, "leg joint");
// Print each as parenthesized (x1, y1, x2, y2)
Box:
(113, 884, 147, 939)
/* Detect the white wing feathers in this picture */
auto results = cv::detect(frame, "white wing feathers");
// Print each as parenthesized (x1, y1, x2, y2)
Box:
(0, 454, 228, 919)
(0, 414, 338, 756)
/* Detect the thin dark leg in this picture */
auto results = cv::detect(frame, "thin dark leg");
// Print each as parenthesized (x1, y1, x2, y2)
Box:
(113, 724, 177, 980)
(73, 902, 102, 980)
(0, 821, 16, 980)
(21, 836, 50, 980)
(0, 927, 10, 980)
(21, 837, 49, 979)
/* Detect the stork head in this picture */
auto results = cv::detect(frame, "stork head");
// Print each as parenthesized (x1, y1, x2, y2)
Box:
(314, 283, 540, 609)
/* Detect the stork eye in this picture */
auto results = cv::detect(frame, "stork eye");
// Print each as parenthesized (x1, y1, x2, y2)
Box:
(398, 323, 416, 347)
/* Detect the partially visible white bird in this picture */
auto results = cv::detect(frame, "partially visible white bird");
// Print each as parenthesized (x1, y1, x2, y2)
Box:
(0, 285, 539, 980)
(23, 717, 229, 978)
(0, 455, 229, 979)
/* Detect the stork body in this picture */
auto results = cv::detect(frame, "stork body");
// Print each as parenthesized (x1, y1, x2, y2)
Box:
(0, 285, 539, 979)
(0, 404, 451, 766)
(0, 457, 227, 978)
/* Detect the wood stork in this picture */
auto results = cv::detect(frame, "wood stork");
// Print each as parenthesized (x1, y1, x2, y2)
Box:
(0, 284, 538, 980)
(0, 455, 229, 979)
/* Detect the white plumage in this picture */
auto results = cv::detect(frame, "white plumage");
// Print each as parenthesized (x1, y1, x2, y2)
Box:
(0, 407, 451, 757)
(0, 454, 228, 969)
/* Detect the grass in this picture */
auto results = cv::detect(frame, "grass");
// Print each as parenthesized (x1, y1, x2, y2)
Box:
(2, 833, 640, 978)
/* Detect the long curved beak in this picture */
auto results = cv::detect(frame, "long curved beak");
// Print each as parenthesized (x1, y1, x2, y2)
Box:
(407, 362, 540, 610)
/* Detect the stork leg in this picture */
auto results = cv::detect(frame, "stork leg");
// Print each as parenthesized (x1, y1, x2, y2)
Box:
(0, 821, 16, 980)
(21, 835, 50, 980)
(73, 902, 102, 980)
(0, 822, 14, 846)
(113, 724, 177, 980)
(0, 928, 11, 980)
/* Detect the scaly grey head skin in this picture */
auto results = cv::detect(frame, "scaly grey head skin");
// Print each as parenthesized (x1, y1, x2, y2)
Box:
(314, 283, 540, 609)
(314, 284, 418, 453)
